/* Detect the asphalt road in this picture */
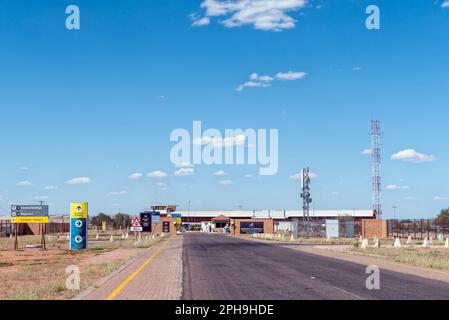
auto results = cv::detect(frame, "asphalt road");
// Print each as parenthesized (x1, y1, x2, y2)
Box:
(182, 233, 449, 300)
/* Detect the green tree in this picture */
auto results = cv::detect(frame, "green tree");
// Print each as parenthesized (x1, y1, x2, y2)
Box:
(437, 208, 449, 221)
(91, 213, 112, 228)
(112, 213, 132, 229)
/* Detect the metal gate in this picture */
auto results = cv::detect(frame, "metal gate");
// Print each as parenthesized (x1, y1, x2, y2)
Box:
(326, 219, 339, 238)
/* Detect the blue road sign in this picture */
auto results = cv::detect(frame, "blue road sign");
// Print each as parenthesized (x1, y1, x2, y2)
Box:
(70, 218, 87, 250)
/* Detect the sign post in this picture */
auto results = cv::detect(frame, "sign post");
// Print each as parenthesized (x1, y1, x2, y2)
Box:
(130, 217, 143, 232)
(140, 212, 152, 233)
(10, 205, 49, 251)
(70, 202, 88, 250)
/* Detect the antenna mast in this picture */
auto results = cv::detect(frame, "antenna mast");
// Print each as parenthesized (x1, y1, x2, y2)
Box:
(371, 120, 382, 219)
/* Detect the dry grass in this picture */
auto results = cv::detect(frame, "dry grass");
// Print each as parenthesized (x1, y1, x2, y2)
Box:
(252, 235, 357, 245)
(0, 234, 165, 300)
(350, 247, 449, 271)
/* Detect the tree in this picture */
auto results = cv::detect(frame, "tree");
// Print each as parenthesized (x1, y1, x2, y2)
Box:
(112, 213, 132, 229)
(91, 213, 112, 228)
(437, 208, 449, 221)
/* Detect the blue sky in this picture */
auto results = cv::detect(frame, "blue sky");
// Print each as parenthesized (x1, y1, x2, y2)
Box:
(0, 0, 448, 218)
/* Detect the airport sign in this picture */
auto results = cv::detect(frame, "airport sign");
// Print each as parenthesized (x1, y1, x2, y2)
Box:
(10, 205, 49, 224)
(70, 202, 88, 250)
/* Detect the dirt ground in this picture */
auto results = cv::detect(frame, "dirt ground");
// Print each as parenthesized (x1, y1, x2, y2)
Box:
(0, 234, 160, 300)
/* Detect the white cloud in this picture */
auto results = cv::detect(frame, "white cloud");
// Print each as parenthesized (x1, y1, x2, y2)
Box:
(147, 171, 168, 178)
(16, 181, 33, 187)
(192, 16, 211, 26)
(19, 166, 30, 171)
(275, 71, 307, 80)
(244, 174, 253, 178)
(34, 196, 49, 200)
(174, 168, 194, 176)
(442, 1, 449, 8)
(219, 180, 234, 186)
(128, 173, 143, 179)
(107, 190, 128, 196)
(236, 80, 271, 91)
(391, 149, 436, 163)
(434, 196, 449, 201)
(352, 66, 362, 71)
(66, 177, 93, 185)
(362, 148, 372, 156)
(290, 171, 317, 180)
(386, 184, 409, 190)
(175, 162, 194, 168)
(404, 196, 415, 200)
(44, 185, 59, 190)
(157, 182, 167, 187)
(193, 134, 247, 148)
(214, 170, 227, 176)
(192, 0, 309, 31)
(237, 71, 306, 91)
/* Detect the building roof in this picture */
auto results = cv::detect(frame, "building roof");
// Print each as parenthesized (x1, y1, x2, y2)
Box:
(212, 215, 231, 222)
(178, 209, 373, 219)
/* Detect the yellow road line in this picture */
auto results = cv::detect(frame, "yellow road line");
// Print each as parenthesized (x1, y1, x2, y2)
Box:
(106, 240, 169, 300)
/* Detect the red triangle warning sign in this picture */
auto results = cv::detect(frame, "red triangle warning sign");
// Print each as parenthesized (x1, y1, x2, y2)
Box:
(131, 217, 142, 228)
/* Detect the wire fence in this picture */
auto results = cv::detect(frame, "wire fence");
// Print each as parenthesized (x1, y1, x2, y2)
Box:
(388, 218, 449, 240)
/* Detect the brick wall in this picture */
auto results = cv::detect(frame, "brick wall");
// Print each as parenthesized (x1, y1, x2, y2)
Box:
(231, 218, 274, 236)
(152, 217, 177, 236)
(362, 219, 388, 239)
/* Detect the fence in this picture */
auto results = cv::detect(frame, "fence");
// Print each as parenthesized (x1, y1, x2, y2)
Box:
(277, 218, 362, 238)
(388, 218, 449, 240)
(0, 220, 70, 237)
(0, 220, 13, 237)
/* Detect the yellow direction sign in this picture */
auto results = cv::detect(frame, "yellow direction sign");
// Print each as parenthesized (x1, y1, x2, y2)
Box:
(11, 216, 49, 224)
(102, 221, 106, 231)
(70, 202, 88, 219)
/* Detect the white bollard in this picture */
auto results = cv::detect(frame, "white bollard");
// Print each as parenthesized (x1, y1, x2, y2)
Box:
(122, 233, 125, 239)
(372, 236, 378, 246)
(125, 233, 129, 239)
(290, 234, 295, 242)
(95, 233, 100, 240)
(361, 239, 369, 249)
(109, 235, 114, 242)
(394, 238, 401, 248)
(445, 238, 449, 248)
(406, 236, 412, 245)
(359, 235, 363, 244)
(422, 237, 429, 248)
(373, 237, 380, 248)
(429, 237, 433, 246)
(66, 234, 70, 241)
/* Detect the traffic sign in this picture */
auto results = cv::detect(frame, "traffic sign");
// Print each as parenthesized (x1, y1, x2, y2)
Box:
(70, 202, 88, 250)
(130, 217, 143, 232)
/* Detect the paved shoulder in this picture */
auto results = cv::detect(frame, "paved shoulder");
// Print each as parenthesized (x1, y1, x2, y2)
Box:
(82, 236, 183, 300)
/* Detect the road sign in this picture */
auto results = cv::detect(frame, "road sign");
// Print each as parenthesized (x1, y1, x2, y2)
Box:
(11, 216, 49, 224)
(152, 211, 161, 225)
(140, 212, 152, 232)
(163, 221, 170, 233)
(10, 205, 49, 223)
(130, 217, 143, 232)
(102, 221, 106, 231)
(70, 202, 88, 250)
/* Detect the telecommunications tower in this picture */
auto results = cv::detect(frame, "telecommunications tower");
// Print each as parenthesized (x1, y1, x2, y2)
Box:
(371, 120, 382, 219)
(301, 167, 313, 236)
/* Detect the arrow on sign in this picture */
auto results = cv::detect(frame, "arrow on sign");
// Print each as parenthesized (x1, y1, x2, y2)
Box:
(75, 220, 83, 228)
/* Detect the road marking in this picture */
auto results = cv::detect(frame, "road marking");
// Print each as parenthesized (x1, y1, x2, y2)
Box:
(106, 239, 169, 300)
